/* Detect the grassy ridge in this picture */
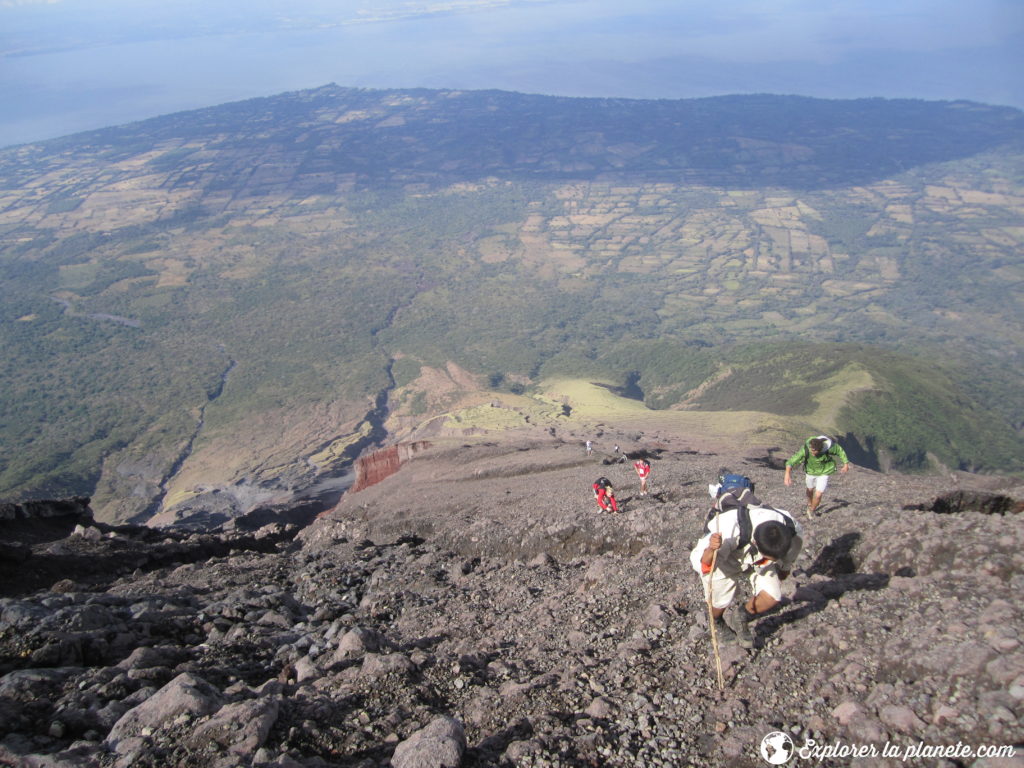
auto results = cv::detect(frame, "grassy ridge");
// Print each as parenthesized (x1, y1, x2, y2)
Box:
(649, 342, 1019, 473)
(387, 341, 1021, 474)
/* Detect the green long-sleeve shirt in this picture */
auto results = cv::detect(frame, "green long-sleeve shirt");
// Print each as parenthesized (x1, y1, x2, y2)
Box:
(786, 439, 849, 476)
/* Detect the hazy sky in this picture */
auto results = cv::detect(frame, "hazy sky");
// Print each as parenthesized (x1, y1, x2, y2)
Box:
(1, 0, 1022, 147)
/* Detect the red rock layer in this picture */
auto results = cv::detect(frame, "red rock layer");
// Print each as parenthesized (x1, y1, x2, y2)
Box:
(351, 441, 431, 493)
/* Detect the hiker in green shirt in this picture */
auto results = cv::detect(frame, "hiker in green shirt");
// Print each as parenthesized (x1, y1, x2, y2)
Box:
(784, 436, 849, 517)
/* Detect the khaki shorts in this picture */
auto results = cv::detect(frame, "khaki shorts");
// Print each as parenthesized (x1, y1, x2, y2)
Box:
(805, 474, 830, 492)
(701, 564, 782, 610)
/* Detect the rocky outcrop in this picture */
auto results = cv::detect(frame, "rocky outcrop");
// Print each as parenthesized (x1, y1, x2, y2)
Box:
(0, 497, 94, 561)
(0, 497, 92, 523)
(350, 441, 431, 493)
(928, 490, 1023, 516)
(0, 514, 303, 598)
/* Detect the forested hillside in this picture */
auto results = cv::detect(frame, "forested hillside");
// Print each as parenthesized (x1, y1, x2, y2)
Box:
(1, 87, 1021, 521)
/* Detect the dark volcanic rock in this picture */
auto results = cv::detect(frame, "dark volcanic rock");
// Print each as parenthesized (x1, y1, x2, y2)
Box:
(0, 497, 94, 558)
(924, 490, 1023, 516)
(0, 515, 302, 598)
(0, 496, 92, 523)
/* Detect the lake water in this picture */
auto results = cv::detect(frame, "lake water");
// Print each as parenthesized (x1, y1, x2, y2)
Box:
(0, 0, 672, 147)
(1, 0, 1019, 148)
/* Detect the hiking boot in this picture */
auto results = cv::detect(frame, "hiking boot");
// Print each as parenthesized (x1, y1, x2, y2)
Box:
(712, 616, 736, 644)
(725, 604, 754, 649)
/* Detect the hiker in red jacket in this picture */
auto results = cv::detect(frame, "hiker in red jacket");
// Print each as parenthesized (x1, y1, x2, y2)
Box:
(634, 458, 651, 496)
(593, 477, 619, 513)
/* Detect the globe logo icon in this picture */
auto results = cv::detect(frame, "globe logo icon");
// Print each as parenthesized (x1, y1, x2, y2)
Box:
(760, 731, 795, 765)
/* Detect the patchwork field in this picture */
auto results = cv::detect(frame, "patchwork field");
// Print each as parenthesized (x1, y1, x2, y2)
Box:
(1, 87, 1021, 521)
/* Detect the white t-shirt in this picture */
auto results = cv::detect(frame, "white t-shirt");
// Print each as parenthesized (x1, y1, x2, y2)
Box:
(690, 506, 803, 576)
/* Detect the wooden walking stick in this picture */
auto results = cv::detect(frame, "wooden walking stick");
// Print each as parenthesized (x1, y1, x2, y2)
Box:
(705, 509, 724, 691)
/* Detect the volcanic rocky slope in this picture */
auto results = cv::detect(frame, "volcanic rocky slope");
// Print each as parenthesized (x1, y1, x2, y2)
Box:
(1, 434, 1022, 768)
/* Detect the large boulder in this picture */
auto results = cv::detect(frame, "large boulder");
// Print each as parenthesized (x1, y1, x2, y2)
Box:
(333, 626, 390, 661)
(188, 693, 281, 762)
(391, 716, 466, 768)
(105, 672, 221, 748)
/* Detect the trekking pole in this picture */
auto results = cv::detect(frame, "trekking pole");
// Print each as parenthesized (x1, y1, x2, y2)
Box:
(706, 510, 724, 691)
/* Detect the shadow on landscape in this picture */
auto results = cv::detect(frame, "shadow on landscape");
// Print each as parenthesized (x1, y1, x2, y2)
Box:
(756, 532, 891, 643)
(838, 432, 883, 472)
(820, 498, 852, 514)
(0, 525, 301, 599)
(590, 371, 644, 401)
(806, 532, 861, 577)
(624, 448, 665, 462)
(745, 448, 787, 471)
(472, 718, 535, 764)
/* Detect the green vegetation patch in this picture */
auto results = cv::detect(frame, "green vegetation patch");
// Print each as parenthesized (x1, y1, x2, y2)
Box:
(391, 358, 423, 388)
(686, 342, 1022, 473)
(46, 196, 84, 214)
(58, 263, 100, 290)
(839, 352, 1022, 473)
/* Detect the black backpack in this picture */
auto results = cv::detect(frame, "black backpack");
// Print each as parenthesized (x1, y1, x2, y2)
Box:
(594, 477, 612, 490)
(704, 491, 797, 549)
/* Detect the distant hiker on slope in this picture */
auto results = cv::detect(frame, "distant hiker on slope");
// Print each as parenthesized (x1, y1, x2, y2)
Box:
(634, 458, 651, 496)
(691, 488, 803, 649)
(784, 435, 850, 517)
(592, 476, 619, 513)
(586, 440, 593, 456)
